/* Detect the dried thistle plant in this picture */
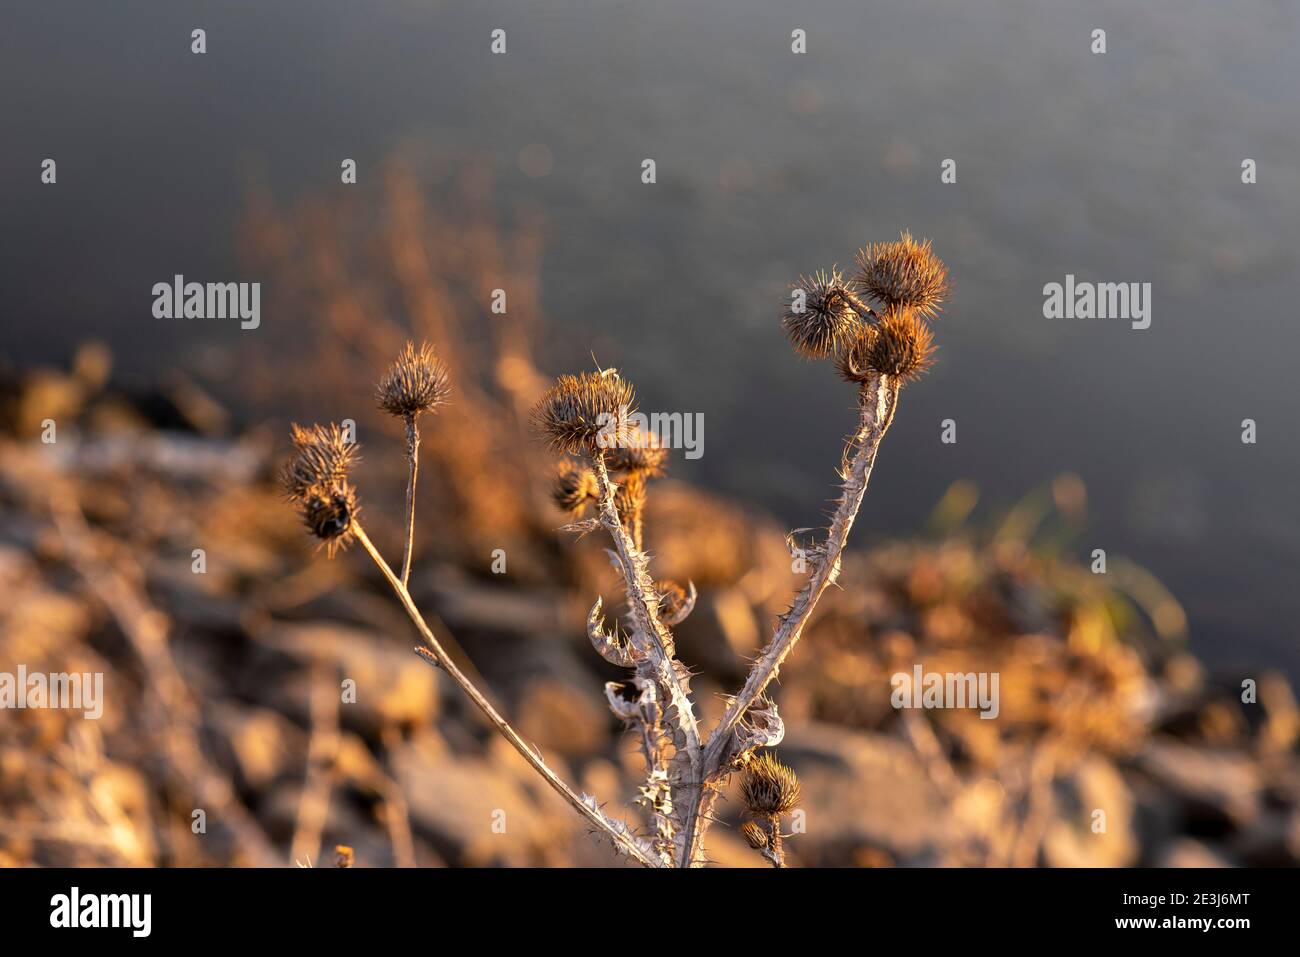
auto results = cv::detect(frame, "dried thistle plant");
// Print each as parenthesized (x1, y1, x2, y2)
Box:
(783, 268, 859, 359)
(281, 424, 361, 557)
(853, 231, 950, 319)
(284, 363, 659, 866)
(376, 341, 450, 586)
(283, 231, 949, 868)
(740, 753, 802, 867)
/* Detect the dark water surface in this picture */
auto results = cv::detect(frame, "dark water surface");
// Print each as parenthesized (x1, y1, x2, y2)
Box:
(3, 1, 1298, 675)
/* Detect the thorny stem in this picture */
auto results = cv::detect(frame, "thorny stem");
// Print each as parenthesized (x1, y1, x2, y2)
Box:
(590, 453, 701, 757)
(399, 415, 419, 588)
(352, 521, 661, 868)
(590, 452, 703, 865)
(681, 373, 901, 866)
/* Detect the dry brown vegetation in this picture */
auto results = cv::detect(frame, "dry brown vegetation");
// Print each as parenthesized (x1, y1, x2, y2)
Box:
(2, 162, 1297, 867)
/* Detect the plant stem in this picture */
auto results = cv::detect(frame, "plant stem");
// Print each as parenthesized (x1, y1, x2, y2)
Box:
(589, 452, 703, 866)
(681, 373, 901, 865)
(351, 521, 660, 868)
(399, 415, 420, 588)
(589, 454, 700, 753)
(840, 288, 881, 323)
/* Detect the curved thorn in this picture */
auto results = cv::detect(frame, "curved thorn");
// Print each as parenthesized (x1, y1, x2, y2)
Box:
(587, 596, 636, 668)
(661, 579, 698, 626)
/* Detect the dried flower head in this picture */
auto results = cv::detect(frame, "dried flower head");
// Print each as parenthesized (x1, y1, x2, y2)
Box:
(605, 427, 668, 477)
(741, 752, 802, 818)
(867, 306, 936, 382)
(282, 423, 361, 556)
(782, 269, 861, 359)
(299, 482, 359, 556)
(552, 460, 599, 514)
(376, 341, 451, 419)
(531, 371, 637, 456)
(740, 821, 770, 851)
(838, 306, 935, 384)
(281, 423, 359, 500)
(853, 232, 949, 318)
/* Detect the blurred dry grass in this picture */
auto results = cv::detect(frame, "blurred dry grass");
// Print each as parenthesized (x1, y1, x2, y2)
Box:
(1, 160, 1297, 867)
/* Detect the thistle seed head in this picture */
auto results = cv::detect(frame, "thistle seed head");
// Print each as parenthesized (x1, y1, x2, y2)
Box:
(531, 371, 637, 456)
(281, 423, 359, 500)
(782, 268, 861, 359)
(552, 460, 599, 513)
(282, 423, 361, 556)
(376, 341, 451, 419)
(741, 752, 802, 818)
(866, 306, 936, 382)
(740, 821, 770, 850)
(853, 232, 949, 318)
(605, 427, 668, 477)
(300, 482, 359, 556)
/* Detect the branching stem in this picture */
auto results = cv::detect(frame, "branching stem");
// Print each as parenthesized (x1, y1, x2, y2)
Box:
(352, 521, 661, 867)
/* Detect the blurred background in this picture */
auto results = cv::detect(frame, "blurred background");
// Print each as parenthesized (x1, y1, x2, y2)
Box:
(1, 1, 1298, 867)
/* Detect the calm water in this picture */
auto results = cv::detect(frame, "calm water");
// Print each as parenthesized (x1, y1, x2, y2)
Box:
(3, 1, 1298, 675)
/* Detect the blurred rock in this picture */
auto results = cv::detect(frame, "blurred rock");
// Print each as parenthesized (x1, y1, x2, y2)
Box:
(1042, 758, 1137, 868)
(676, 587, 761, 676)
(777, 723, 952, 865)
(1135, 739, 1261, 829)
(1154, 838, 1234, 868)
(515, 677, 608, 757)
(419, 565, 574, 637)
(391, 730, 604, 867)
(208, 702, 306, 792)
(1227, 810, 1300, 867)
(259, 622, 440, 735)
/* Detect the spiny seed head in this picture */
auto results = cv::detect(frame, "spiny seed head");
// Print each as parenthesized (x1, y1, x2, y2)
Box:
(740, 821, 770, 850)
(377, 341, 451, 419)
(282, 423, 361, 557)
(531, 371, 637, 456)
(782, 268, 861, 359)
(741, 752, 802, 817)
(866, 306, 936, 382)
(837, 306, 936, 384)
(605, 427, 668, 477)
(552, 460, 599, 513)
(853, 232, 950, 318)
(299, 483, 359, 556)
(281, 423, 359, 500)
